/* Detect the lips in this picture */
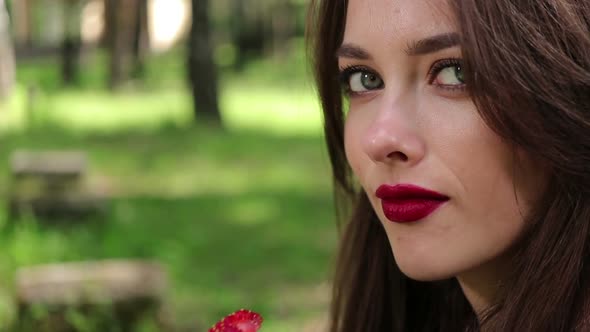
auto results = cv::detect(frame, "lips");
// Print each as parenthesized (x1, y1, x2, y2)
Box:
(375, 184, 449, 223)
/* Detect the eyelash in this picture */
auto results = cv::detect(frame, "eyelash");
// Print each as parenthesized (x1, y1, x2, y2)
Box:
(338, 65, 376, 96)
(427, 58, 465, 91)
(338, 58, 466, 97)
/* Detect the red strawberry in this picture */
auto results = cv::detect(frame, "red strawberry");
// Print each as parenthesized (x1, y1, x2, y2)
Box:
(208, 309, 263, 332)
(209, 325, 242, 332)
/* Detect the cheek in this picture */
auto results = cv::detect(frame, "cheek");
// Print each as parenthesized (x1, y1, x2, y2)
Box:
(445, 123, 544, 258)
(456, 129, 540, 222)
(450, 125, 524, 226)
(390, 112, 545, 280)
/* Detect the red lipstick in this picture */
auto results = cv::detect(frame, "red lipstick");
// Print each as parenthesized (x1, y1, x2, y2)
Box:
(375, 184, 449, 223)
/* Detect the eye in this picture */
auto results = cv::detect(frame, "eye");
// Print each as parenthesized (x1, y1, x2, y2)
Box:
(436, 66, 464, 85)
(428, 59, 466, 90)
(350, 71, 383, 92)
(339, 66, 384, 95)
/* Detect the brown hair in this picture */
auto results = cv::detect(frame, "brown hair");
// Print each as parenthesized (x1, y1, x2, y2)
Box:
(307, 0, 590, 331)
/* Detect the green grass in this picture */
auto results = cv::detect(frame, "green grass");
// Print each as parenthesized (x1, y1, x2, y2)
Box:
(0, 47, 337, 331)
(1, 83, 320, 136)
(4, 43, 320, 136)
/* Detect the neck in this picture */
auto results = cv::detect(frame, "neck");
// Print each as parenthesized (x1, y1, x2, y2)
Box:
(456, 257, 509, 320)
(457, 273, 497, 319)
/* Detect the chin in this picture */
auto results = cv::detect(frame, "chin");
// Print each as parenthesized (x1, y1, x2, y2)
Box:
(392, 252, 458, 281)
(399, 267, 453, 282)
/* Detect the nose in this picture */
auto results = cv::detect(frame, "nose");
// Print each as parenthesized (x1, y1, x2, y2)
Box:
(362, 102, 426, 167)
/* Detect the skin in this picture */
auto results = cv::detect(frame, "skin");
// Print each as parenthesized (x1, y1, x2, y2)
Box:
(339, 0, 546, 315)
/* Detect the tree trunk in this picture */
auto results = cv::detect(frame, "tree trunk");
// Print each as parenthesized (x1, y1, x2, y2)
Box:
(104, 0, 123, 89)
(0, 0, 15, 99)
(12, 0, 32, 47)
(230, 0, 246, 71)
(132, 0, 149, 79)
(188, 0, 222, 126)
(62, 0, 82, 86)
(105, 0, 142, 89)
(271, 0, 296, 60)
(230, 0, 266, 71)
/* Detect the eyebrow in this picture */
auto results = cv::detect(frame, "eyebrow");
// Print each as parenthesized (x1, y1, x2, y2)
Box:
(336, 44, 372, 60)
(336, 32, 460, 59)
(405, 32, 460, 56)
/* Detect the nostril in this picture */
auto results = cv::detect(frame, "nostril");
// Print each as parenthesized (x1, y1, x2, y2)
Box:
(387, 151, 409, 161)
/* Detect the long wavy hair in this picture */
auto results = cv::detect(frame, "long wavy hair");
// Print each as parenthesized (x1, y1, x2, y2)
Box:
(307, 0, 590, 331)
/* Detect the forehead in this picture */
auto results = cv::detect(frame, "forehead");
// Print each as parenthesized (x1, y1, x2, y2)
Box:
(343, 0, 457, 45)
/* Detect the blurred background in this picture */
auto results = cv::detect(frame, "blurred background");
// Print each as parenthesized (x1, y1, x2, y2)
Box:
(0, 0, 336, 331)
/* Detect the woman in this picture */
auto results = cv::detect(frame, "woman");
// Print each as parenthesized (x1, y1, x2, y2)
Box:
(307, 0, 590, 331)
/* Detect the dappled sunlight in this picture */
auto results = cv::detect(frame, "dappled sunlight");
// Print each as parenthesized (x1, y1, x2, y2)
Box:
(223, 85, 322, 136)
(0, 0, 334, 329)
(0, 86, 193, 133)
(147, 189, 335, 330)
(81, 0, 189, 52)
(226, 198, 281, 226)
(0, 85, 27, 132)
(86, 144, 331, 198)
(81, 0, 104, 43)
(0, 137, 335, 329)
(149, 0, 191, 52)
(50, 89, 193, 132)
(0, 83, 321, 136)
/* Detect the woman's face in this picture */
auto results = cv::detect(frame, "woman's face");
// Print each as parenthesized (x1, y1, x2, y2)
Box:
(340, 0, 546, 281)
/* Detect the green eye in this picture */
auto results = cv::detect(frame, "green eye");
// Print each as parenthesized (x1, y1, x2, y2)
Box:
(429, 59, 466, 91)
(349, 71, 384, 92)
(436, 65, 464, 85)
(340, 66, 384, 95)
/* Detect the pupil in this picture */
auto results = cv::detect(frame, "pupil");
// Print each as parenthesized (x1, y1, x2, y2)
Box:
(362, 73, 378, 88)
(455, 66, 464, 83)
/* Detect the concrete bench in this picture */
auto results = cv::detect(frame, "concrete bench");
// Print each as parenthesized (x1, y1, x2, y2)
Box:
(11, 151, 87, 180)
(8, 150, 107, 220)
(15, 260, 170, 331)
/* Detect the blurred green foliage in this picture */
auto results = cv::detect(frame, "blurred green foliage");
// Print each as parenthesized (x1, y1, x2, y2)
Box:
(0, 42, 336, 331)
(4, 42, 319, 135)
